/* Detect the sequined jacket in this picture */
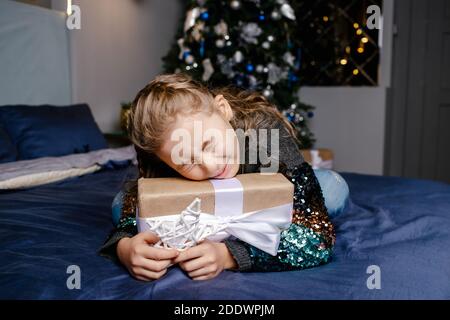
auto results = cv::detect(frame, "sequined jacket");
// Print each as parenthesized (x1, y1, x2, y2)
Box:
(99, 122, 336, 272)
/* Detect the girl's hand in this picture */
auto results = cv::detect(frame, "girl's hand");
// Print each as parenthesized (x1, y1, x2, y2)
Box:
(116, 233, 179, 281)
(172, 239, 237, 281)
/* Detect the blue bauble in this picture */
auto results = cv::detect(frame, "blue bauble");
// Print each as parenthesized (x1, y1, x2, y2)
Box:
(200, 11, 209, 20)
(246, 63, 254, 72)
(182, 51, 191, 59)
(289, 73, 299, 82)
(199, 40, 205, 57)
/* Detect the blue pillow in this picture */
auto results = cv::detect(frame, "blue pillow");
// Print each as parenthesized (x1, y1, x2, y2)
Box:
(0, 125, 17, 163)
(0, 104, 107, 160)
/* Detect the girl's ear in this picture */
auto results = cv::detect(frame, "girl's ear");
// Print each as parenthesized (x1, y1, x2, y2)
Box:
(214, 94, 233, 121)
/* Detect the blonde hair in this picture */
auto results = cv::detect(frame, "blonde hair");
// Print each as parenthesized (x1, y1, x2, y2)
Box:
(128, 72, 298, 178)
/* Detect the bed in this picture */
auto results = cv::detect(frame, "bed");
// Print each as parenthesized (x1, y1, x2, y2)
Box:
(2, 0, 448, 300)
(1, 155, 449, 299)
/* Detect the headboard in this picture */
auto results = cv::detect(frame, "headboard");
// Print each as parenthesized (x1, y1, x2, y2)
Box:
(0, 0, 71, 105)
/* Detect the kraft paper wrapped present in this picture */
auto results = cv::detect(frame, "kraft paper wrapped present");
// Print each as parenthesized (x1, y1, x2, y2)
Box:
(137, 173, 294, 255)
(301, 148, 334, 169)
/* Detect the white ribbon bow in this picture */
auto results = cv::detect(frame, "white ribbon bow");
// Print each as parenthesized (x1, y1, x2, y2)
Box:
(139, 197, 292, 256)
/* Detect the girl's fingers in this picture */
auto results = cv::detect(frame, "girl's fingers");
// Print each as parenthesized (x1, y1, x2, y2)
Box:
(139, 232, 160, 244)
(153, 248, 180, 260)
(140, 257, 172, 272)
(173, 245, 204, 263)
(140, 246, 179, 260)
(180, 256, 209, 272)
(187, 265, 216, 278)
(134, 267, 167, 281)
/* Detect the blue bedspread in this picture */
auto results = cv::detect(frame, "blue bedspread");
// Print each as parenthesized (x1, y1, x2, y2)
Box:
(0, 165, 449, 299)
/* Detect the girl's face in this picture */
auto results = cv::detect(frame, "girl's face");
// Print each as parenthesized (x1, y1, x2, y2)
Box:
(156, 95, 241, 181)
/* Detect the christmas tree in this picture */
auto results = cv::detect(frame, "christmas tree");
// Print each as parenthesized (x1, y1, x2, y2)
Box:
(162, 0, 315, 149)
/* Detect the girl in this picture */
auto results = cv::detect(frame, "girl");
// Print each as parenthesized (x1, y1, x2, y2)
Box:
(99, 73, 341, 281)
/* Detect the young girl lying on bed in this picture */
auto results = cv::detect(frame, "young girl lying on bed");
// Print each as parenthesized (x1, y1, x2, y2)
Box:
(99, 73, 343, 281)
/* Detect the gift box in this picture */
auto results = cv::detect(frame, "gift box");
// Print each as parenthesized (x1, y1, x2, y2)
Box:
(137, 173, 294, 255)
(301, 148, 334, 169)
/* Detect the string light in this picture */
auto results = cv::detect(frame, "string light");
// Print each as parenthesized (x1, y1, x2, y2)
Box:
(312, 9, 378, 83)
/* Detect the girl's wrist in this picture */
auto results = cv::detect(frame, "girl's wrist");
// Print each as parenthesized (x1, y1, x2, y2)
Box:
(117, 237, 131, 261)
(219, 242, 238, 270)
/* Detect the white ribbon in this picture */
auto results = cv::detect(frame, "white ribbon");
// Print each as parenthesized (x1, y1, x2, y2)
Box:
(137, 177, 293, 256)
(138, 197, 292, 256)
(209, 177, 244, 216)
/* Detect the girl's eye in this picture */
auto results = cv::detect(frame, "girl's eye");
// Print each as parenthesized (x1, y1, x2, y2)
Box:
(182, 163, 195, 171)
(207, 144, 216, 152)
(203, 137, 217, 152)
(204, 141, 217, 152)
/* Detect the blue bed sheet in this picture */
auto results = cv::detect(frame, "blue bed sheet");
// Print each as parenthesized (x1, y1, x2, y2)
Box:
(0, 165, 449, 299)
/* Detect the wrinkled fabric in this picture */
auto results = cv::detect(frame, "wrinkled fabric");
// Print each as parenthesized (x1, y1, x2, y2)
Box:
(0, 146, 136, 182)
(0, 166, 449, 299)
(314, 169, 349, 218)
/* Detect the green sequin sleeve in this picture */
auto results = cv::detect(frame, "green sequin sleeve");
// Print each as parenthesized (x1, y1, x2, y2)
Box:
(234, 162, 336, 272)
(98, 181, 138, 261)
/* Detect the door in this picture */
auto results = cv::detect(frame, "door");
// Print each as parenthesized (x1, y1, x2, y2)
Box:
(385, 0, 450, 183)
